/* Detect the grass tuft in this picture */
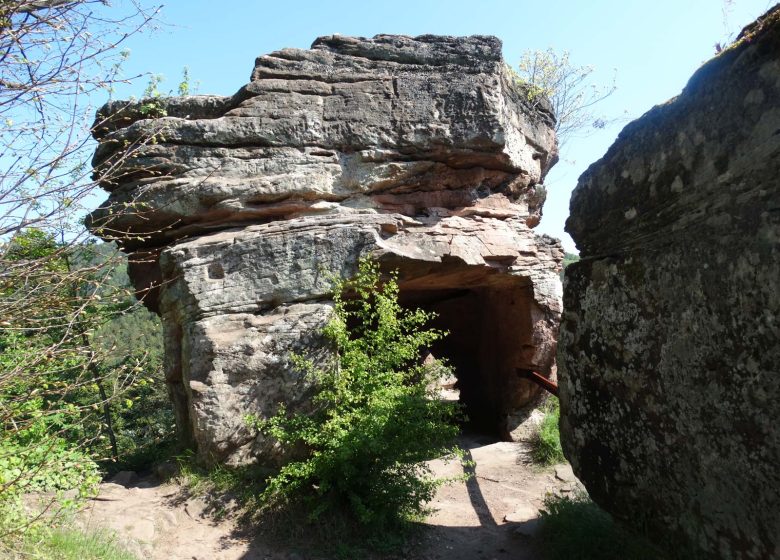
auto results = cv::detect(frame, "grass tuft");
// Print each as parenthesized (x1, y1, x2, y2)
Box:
(538, 493, 665, 560)
(531, 397, 565, 465)
(6, 527, 137, 560)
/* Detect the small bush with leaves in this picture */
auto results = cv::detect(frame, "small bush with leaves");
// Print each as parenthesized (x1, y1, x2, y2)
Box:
(249, 258, 463, 528)
(0, 430, 100, 536)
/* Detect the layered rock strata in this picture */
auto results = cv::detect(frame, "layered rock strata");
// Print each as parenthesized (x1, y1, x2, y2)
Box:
(559, 9, 780, 559)
(89, 34, 563, 465)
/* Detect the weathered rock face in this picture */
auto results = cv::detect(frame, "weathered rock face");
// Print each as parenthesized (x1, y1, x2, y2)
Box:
(559, 9, 780, 559)
(89, 34, 563, 465)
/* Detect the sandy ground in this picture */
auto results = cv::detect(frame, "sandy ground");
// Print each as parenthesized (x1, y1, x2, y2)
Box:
(79, 435, 582, 560)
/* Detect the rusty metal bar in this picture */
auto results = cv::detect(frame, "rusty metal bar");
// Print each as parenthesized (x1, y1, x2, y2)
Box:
(516, 369, 559, 397)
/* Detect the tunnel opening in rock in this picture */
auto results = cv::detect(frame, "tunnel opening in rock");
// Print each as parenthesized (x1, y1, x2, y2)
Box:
(386, 259, 543, 439)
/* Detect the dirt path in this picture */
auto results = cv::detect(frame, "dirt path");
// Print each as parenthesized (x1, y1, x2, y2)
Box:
(79, 436, 582, 559)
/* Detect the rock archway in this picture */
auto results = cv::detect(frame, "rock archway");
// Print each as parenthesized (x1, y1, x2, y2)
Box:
(393, 259, 553, 437)
(88, 33, 563, 465)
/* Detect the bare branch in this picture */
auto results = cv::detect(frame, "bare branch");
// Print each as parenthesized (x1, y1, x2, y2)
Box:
(15, 0, 82, 14)
(514, 48, 619, 146)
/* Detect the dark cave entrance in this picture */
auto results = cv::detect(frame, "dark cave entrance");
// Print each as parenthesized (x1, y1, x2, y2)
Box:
(391, 258, 543, 439)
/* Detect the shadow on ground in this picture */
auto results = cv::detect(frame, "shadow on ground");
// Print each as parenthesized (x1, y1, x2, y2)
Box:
(227, 434, 569, 560)
(82, 434, 577, 559)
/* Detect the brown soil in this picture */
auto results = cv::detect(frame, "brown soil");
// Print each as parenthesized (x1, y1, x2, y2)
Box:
(78, 435, 581, 560)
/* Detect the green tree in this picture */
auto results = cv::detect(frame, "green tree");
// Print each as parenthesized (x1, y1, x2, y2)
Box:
(0, 229, 170, 541)
(251, 259, 463, 528)
(0, 0, 161, 541)
(92, 292, 172, 471)
(561, 251, 580, 280)
(0, 230, 107, 535)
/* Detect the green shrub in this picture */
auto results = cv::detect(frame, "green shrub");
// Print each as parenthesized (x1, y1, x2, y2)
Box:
(0, 420, 100, 534)
(531, 397, 565, 465)
(538, 493, 666, 560)
(0, 234, 154, 534)
(0, 354, 101, 534)
(250, 258, 463, 529)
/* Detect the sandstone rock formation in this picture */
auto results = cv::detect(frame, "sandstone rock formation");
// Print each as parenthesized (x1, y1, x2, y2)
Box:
(559, 8, 780, 559)
(89, 34, 563, 465)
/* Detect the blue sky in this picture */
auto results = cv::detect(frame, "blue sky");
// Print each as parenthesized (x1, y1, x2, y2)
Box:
(110, 0, 775, 252)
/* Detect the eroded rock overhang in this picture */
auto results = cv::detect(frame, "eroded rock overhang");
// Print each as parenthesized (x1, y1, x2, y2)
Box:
(559, 8, 780, 559)
(87, 34, 563, 465)
(89, 34, 557, 250)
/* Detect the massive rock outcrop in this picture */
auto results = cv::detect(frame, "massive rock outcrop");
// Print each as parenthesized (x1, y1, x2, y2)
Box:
(89, 34, 563, 465)
(559, 8, 780, 559)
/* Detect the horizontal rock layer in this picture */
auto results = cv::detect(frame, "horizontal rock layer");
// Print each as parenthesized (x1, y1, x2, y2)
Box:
(559, 9, 780, 559)
(89, 34, 555, 250)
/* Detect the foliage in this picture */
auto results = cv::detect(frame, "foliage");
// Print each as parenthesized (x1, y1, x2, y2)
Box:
(0, 426, 100, 535)
(514, 49, 617, 145)
(538, 492, 668, 560)
(88, 264, 172, 473)
(136, 66, 198, 117)
(1, 231, 171, 478)
(0, 232, 167, 534)
(561, 251, 580, 281)
(531, 396, 565, 466)
(250, 259, 463, 529)
(0, 433, 99, 496)
(0, 0, 163, 541)
(178, 67, 194, 96)
(138, 74, 168, 117)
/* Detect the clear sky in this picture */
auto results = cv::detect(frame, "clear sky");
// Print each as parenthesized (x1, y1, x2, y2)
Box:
(109, 0, 775, 253)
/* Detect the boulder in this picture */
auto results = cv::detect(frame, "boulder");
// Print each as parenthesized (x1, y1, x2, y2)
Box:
(559, 8, 780, 559)
(88, 34, 563, 465)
